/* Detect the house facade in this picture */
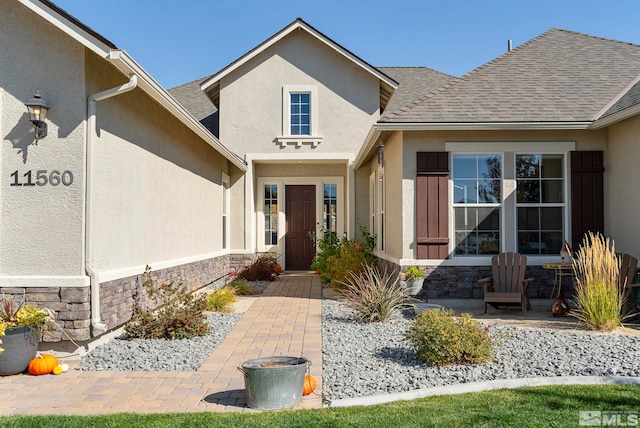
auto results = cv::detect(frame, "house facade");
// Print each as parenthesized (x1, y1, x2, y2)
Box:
(3, 0, 640, 342)
(1, 0, 249, 341)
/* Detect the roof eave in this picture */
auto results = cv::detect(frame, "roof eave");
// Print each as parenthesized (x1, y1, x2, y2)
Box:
(108, 51, 247, 172)
(354, 121, 594, 170)
(374, 121, 593, 131)
(592, 105, 640, 129)
(353, 126, 383, 170)
(19, 0, 116, 56)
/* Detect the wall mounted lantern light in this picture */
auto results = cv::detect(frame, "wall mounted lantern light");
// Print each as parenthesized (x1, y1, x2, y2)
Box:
(25, 91, 49, 142)
(377, 141, 384, 167)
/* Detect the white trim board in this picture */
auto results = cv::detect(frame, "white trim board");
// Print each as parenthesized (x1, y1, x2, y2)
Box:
(0, 275, 90, 288)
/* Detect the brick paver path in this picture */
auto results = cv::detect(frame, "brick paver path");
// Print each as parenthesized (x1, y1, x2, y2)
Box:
(0, 273, 323, 415)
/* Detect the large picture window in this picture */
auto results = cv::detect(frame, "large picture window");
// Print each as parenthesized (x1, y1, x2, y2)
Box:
(516, 154, 565, 255)
(452, 154, 501, 256)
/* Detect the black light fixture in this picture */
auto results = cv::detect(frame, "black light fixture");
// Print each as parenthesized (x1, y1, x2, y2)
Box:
(377, 141, 384, 167)
(25, 91, 49, 142)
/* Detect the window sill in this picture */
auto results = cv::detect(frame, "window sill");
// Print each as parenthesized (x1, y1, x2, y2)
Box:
(276, 136, 323, 148)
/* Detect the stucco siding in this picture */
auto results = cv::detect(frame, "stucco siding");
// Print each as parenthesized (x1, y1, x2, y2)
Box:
(219, 30, 379, 156)
(86, 52, 233, 274)
(382, 131, 403, 259)
(607, 115, 640, 257)
(0, 1, 86, 277)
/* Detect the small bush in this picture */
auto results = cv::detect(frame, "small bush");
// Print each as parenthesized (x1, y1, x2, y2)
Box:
(228, 279, 258, 295)
(407, 308, 493, 366)
(572, 232, 624, 331)
(340, 264, 409, 322)
(207, 286, 238, 312)
(126, 266, 210, 340)
(237, 253, 281, 281)
(311, 225, 376, 290)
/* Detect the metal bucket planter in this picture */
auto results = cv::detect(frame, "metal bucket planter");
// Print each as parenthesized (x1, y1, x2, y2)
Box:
(239, 356, 309, 409)
(402, 278, 424, 296)
(0, 326, 39, 376)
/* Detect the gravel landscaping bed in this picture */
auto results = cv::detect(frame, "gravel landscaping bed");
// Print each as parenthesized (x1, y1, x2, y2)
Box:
(78, 280, 271, 371)
(78, 284, 640, 401)
(322, 298, 640, 401)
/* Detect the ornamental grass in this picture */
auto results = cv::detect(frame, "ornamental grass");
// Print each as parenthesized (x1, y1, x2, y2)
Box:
(339, 264, 410, 322)
(571, 232, 624, 331)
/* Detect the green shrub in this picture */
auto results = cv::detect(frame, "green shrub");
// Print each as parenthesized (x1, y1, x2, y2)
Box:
(406, 308, 493, 366)
(340, 264, 409, 322)
(572, 232, 624, 331)
(237, 253, 281, 281)
(126, 266, 210, 340)
(228, 279, 258, 295)
(404, 266, 422, 280)
(312, 225, 376, 290)
(207, 286, 238, 312)
(310, 227, 343, 284)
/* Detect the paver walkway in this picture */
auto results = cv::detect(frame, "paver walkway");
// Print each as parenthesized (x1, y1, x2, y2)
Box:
(0, 273, 323, 415)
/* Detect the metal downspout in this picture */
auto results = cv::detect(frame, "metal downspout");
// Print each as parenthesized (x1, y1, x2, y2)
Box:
(86, 74, 138, 333)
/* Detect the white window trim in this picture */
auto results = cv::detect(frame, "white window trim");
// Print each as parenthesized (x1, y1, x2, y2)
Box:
(378, 166, 385, 253)
(450, 153, 503, 258)
(513, 152, 569, 257)
(221, 173, 230, 250)
(445, 143, 573, 264)
(256, 177, 344, 260)
(277, 85, 322, 148)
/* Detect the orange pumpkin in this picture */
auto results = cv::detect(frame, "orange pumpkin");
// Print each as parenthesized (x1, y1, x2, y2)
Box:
(28, 354, 58, 376)
(273, 264, 282, 275)
(303, 375, 316, 396)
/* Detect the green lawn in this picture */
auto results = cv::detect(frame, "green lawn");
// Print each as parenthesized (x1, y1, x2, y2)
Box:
(2, 384, 639, 427)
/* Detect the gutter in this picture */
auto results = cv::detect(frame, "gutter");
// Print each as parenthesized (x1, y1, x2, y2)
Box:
(352, 120, 593, 170)
(107, 50, 247, 172)
(86, 74, 138, 333)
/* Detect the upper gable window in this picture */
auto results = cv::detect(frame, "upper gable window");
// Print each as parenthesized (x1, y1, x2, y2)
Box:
(290, 93, 310, 135)
(278, 86, 321, 148)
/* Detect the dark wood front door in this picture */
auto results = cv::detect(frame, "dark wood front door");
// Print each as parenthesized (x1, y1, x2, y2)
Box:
(285, 185, 316, 270)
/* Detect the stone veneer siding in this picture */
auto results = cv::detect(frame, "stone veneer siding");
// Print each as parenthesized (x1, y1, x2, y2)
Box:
(0, 252, 257, 342)
(378, 259, 575, 300)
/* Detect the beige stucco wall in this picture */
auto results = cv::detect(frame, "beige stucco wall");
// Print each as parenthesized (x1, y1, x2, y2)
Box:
(381, 131, 404, 258)
(86, 52, 236, 273)
(0, 1, 86, 277)
(219, 30, 380, 156)
(607, 115, 640, 257)
(389, 128, 610, 262)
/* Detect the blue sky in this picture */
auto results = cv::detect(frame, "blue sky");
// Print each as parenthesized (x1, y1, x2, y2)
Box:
(53, 0, 640, 89)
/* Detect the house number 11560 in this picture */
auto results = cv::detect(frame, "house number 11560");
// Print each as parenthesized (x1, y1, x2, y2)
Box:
(10, 170, 74, 187)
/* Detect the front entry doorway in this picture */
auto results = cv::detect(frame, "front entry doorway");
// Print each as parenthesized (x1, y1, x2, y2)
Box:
(285, 185, 316, 270)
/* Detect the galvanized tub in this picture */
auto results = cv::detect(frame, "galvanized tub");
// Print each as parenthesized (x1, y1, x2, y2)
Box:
(239, 356, 309, 409)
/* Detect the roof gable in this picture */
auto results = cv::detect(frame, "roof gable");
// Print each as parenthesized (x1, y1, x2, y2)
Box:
(383, 28, 640, 124)
(200, 18, 399, 109)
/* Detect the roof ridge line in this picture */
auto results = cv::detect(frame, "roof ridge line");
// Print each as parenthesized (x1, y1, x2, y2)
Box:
(554, 28, 640, 49)
(592, 72, 640, 120)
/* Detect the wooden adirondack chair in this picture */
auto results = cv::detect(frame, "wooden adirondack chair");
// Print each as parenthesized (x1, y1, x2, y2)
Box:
(478, 252, 533, 315)
(618, 253, 639, 316)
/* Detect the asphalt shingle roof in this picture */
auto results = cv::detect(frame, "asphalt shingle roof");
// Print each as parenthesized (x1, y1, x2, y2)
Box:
(381, 29, 640, 123)
(377, 67, 458, 118)
(169, 78, 219, 137)
(601, 79, 640, 118)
